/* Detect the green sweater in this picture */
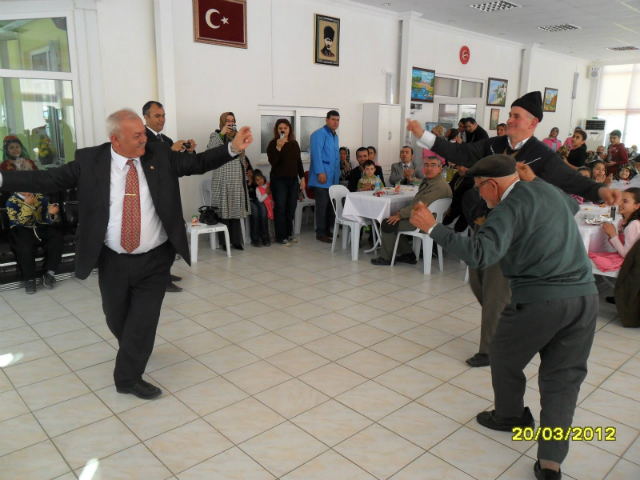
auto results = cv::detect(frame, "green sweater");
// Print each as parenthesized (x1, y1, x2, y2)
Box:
(430, 178, 597, 303)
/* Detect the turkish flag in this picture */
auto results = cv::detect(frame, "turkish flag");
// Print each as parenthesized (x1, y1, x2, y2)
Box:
(194, 0, 247, 48)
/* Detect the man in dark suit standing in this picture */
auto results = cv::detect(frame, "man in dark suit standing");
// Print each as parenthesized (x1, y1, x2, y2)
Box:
(465, 118, 489, 143)
(143, 100, 196, 292)
(0, 109, 253, 399)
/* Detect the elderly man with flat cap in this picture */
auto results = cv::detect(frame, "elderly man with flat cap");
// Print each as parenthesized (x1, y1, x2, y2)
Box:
(406, 91, 620, 369)
(411, 155, 597, 480)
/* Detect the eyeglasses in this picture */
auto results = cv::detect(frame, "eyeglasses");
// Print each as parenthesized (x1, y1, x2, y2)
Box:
(474, 178, 494, 190)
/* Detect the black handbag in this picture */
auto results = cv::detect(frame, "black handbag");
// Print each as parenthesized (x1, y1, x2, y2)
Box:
(198, 206, 219, 225)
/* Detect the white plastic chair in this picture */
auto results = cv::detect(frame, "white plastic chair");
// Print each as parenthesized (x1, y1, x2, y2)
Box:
(201, 177, 249, 245)
(328, 185, 371, 261)
(591, 262, 619, 288)
(294, 189, 316, 235)
(390, 197, 453, 275)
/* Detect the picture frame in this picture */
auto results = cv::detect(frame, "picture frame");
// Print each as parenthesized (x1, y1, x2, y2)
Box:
(314, 14, 340, 66)
(543, 87, 558, 112)
(193, 0, 248, 49)
(486, 77, 508, 107)
(411, 67, 435, 103)
(490, 108, 500, 130)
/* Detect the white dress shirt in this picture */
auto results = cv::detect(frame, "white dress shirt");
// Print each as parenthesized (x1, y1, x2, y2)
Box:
(106, 147, 168, 254)
(146, 126, 163, 141)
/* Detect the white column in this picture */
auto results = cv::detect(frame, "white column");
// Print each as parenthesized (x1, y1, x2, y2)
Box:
(398, 11, 423, 124)
(153, 0, 178, 141)
(518, 43, 539, 97)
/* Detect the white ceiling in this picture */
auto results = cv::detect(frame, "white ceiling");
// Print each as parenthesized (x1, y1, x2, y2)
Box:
(349, 0, 640, 64)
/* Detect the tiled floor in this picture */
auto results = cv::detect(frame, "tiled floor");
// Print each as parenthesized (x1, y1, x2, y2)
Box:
(1, 228, 639, 479)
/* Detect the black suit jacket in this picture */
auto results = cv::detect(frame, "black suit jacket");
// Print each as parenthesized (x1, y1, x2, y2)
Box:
(0, 142, 234, 279)
(145, 126, 174, 146)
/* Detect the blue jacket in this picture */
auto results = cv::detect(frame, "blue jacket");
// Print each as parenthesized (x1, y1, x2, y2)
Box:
(308, 125, 340, 189)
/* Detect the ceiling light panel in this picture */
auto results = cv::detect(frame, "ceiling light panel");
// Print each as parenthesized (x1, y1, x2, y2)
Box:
(469, 1, 521, 13)
(537, 24, 581, 32)
(607, 46, 639, 51)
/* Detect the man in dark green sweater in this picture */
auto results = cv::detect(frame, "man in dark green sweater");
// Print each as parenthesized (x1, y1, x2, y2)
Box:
(411, 154, 597, 480)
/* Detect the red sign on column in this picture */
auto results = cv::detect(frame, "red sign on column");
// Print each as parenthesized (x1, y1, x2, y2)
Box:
(193, 0, 247, 49)
(460, 46, 470, 64)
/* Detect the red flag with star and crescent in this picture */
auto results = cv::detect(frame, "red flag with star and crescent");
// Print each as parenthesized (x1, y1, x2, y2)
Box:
(193, 0, 247, 49)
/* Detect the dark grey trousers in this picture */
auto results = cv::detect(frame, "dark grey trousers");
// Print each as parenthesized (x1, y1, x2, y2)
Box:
(490, 294, 598, 464)
(468, 263, 512, 355)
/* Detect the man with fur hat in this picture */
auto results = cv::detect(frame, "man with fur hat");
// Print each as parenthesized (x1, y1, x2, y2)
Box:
(406, 91, 620, 368)
(410, 155, 598, 480)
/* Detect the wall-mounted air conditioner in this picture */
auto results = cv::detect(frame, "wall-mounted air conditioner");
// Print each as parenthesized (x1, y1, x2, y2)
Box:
(583, 119, 606, 151)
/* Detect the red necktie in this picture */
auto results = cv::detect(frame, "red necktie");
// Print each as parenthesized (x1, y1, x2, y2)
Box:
(121, 159, 141, 253)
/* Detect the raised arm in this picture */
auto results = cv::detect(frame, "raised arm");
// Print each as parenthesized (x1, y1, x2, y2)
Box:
(0, 160, 80, 193)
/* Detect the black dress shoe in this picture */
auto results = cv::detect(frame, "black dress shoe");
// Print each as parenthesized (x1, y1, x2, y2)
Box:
(396, 253, 418, 265)
(25, 279, 37, 294)
(534, 460, 562, 480)
(116, 380, 162, 400)
(232, 243, 244, 250)
(251, 241, 263, 248)
(605, 296, 616, 304)
(166, 282, 183, 293)
(477, 406, 535, 432)
(170, 274, 182, 282)
(371, 257, 392, 266)
(43, 272, 56, 289)
(466, 353, 490, 367)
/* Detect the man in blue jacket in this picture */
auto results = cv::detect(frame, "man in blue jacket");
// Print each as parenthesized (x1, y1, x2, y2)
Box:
(309, 110, 340, 242)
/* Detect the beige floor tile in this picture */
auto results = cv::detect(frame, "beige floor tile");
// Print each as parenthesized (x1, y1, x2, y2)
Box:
(156, 318, 207, 342)
(0, 440, 70, 480)
(336, 381, 410, 421)
(224, 361, 292, 394)
(191, 309, 243, 330)
(588, 345, 631, 370)
(148, 359, 217, 393)
(304, 334, 363, 361)
(0, 413, 48, 456)
(145, 343, 191, 372)
(177, 446, 275, 480)
(172, 299, 219, 317)
(583, 361, 616, 387)
(335, 423, 424, 479)
(368, 336, 430, 363)
(311, 295, 358, 312)
(237, 284, 281, 300)
(52, 416, 139, 469)
(0, 390, 29, 422)
(336, 324, 392, 348)
(249, 310, 301, 330)
(374, 365, 443, 399)
(214, 320, 269, 343)
(429, 427, 521, 480)
(175, 376, 248, 416)
(623, 433, 640, 464)
(76, 443, 171, 480)
(446, 305, 482, 325)
(581, 388, 640, 430)
(239, 422, 328, 478)
(336, 349, 400, 378)
(255, 379, 329, 418)
(620, 356, 640, 378)
(571, 407, 640, 457)
(260, 293, 305, 309)
(427, 315, 478, 337)
(145, 418, 233, 474)
(496, 456, 548, 480)
(336, 304, 386, 322)
(601, 371, 640, 402)
(291, 399, 372, 446)
(449, 367, 495, 401)
(275, 322, 330, 345)
(44, 328, 103, 354)
(392, 452, 475, 480)
(394, 305, 444, 323)
(399, 325, 456, 349)
(314, 279, 354, 294)
(0, 313, 24, 332)
(417, 384, 492, 424)
(561, 440, 620, 480)
(76, 307, 108, 326)
(0, 339, 55, 367)
(366, 314, 419, 335)
(94, 384, 155, 414)
(4, 354, 71, 388)
(0, 325, 39, 348)
(18, 372, 90, 411)
(289, 286, 332, 301)
(416, 297, 468, 315)
(197, 344, 260, 374)
(606, 459, 640, 480)
(31, 316, 85, 338)
(204, 397, 285, 444)
(593, 330, 640, 356)
(227, 301, 276, 319)
(118, 395, 198, 441)
(308, 312, 360, 333)
(34, 393, 112, 438)
(75, 361, 115, 391)
(281, 450, 376, 480)
(187, 282, 231, 299)
(407, 350, 470, 381)
(299, 363, 368, 397)
(238, 332, 297, 359)
(59, 341, 117, 371)
(20, 305, 73, 325)
(267, 347, 330, 377)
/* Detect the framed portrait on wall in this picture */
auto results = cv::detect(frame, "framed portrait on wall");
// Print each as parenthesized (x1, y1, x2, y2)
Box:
(486, 77, 508, 107)
(193, 0, 248, 49)
(490, 108, 500, 130)
(411, 67, 435, 103)
(543, 87, 558, 112)
(314, 14, 340, 66)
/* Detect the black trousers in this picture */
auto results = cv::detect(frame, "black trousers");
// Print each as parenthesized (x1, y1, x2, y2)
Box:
(9, 226, 64, 281)
(313, 187, 335, 236)
(271, 176, 298, 241)
(98, 241, 174, 388)
(250, 199, 269, 242)
(217, 218, 243, 245)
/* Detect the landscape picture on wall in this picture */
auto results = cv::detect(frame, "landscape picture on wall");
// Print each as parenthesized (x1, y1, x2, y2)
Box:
(543, 87, 558, 112)
(411, 67, 435, 103)
(487, 78, 508, 107)
(490, 108, 500, 130)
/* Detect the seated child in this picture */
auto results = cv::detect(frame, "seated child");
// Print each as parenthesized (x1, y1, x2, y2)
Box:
(357, 160, 384, 191)
(6, 192, 63, 294)
(248, 169, 272, 247)
(612, 165, 633, 189)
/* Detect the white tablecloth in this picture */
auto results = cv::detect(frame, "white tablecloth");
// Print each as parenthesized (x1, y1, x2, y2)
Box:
(342, 187, 417, 224)
(575, 203, 618, 253)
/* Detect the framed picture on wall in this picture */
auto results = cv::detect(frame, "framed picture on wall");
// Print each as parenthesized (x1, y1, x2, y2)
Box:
(489, 108, 500, 130)
(192, 0, 248, 49)
(411, 67, 435, 103)
(314, 14, 340, 66)
(486, 77, 508, 107)
(543, 87, 558, 112)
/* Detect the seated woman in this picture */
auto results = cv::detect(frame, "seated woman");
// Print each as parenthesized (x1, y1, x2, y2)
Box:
(2, 136, 38, 171)
(338, 147, 351, 188)
(542, 127, 562, 153)
(6, 192, 63, 294)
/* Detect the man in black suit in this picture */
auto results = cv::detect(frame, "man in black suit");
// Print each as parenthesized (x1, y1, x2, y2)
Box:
(143, 101, 197, 292)
(0, 109, 253, 399)
(348, 147, 385, 192)
(465, 118, 489, 143)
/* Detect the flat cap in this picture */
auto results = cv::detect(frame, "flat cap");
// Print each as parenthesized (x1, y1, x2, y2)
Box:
(465, 154, 517, 178)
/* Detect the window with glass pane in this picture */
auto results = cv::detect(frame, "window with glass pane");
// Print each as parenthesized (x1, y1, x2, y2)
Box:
(260, 115, 294, 154)
(434, 77, 459, 97)
(0, 18, 71, 73)
(0, 77, 76, 168)
(300, 117, 326, 153)
(461, 80, 483, 98)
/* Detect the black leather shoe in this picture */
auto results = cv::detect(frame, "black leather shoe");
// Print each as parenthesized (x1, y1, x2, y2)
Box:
(396, 253, 418, 265)
(477, 407, 535, 432)
(170, 274, 182, 282)
(251, 241, 263, 248)
(116, 380, 162, 400)
(43, 272, 56, 289)
(466, 353, 490, 367)
(232, 243, 244, 250)
(166, 282, 183, 293)
(605, 296, 616, 304)
(371, 257, 392, 266)
(534, 460, 562, 480)
(25, 279, 37, 294)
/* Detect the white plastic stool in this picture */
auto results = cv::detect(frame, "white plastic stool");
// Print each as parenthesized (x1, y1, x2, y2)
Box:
(188, 223, 231, 263)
